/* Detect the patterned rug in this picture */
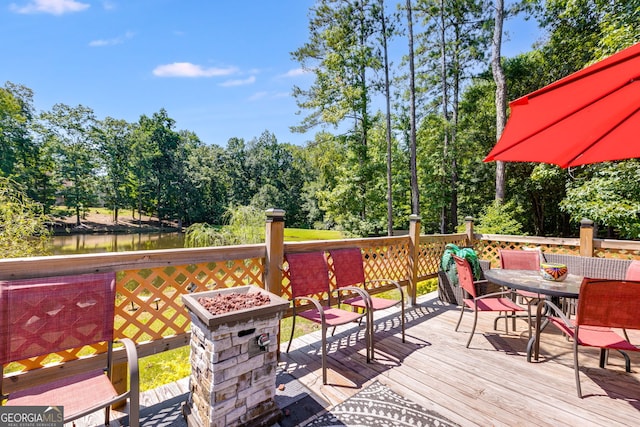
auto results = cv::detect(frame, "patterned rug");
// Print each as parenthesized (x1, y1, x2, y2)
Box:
(303, 381, 459, 427)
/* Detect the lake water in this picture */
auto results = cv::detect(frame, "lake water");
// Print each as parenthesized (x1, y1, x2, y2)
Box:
(50, 232, 185, 255)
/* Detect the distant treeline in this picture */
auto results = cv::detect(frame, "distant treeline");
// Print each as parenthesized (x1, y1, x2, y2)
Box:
(2, 1, 640, 238)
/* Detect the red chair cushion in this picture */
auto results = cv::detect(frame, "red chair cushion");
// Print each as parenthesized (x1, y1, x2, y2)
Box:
(344, 296, 399, 311)
(299, 307, 365, 327)
(464, 297, 525, 312)
(6, 369, 118, 419)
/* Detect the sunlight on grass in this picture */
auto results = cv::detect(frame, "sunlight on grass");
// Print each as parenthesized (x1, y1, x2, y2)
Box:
(284, 228, 344, 241)
(140, 346, 191, 391)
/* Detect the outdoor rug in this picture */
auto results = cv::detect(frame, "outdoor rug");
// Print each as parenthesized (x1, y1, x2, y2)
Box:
(303, 381, 459, 427)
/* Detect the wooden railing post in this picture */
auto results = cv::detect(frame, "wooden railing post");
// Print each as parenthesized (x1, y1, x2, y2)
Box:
(580, 218, 595, 257)
(408, 214, 421, 306)
(265, 209, 285, 296)
(464, 216, 475, 246)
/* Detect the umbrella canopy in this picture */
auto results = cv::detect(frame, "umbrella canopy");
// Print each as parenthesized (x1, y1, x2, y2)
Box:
(484, 43, 640, 168)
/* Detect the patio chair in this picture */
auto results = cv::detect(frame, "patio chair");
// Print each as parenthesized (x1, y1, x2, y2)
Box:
(284, 251, 371, 385)
(328, 248, 405, 358)
(0, 272, 140, 426)
(533, 278, 640, 398)
(499, 249, 542, 335)
(454, 255, 527, 348)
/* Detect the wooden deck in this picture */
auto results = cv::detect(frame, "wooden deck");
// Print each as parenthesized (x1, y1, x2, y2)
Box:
(80, 292, 640, 426)
(282, 292, 640, 426)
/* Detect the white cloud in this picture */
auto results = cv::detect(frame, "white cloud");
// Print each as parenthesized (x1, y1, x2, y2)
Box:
(10, 0, 89, 15)
(153, 62, 238, 78)
(89, 31, 134, 47)
(219, 76, 256, 87)
(280, 68, 309, 78)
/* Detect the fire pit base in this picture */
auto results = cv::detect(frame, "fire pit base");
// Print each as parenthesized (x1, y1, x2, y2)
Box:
(182, 286, 289, 427)
(182, 399, 282, 427)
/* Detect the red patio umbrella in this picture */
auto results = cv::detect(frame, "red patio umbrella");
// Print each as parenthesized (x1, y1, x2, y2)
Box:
(484, 43, 640, 168)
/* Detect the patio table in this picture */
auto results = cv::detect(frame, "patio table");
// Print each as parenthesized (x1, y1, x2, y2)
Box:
(483, 269, 583, 362)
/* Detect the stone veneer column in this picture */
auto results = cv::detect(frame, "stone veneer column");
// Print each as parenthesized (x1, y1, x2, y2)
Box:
(186, 311, 283, 427)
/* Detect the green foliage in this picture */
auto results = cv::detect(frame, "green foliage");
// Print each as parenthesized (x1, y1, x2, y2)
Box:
(561, 161, 640, 239)
(184, 205, 265, 247)
(474, 200, 524, 235)
(0, 177, 51, 258)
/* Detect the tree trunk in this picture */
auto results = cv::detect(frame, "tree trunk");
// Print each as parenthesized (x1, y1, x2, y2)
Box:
(406, 0, 420, 216)
(439, 0, 449, 233)
(381, 0, 394, 236)
(492, 0, 507, 202)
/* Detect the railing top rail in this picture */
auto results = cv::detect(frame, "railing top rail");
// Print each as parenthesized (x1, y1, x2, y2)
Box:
(283, 236, 410, 253)
(476, 233, 580, 246)
(0, 244, 266, 280)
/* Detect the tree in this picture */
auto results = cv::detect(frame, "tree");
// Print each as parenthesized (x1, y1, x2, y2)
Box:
(41, 104, 99, 226)
(491, 0, 506, 202)
(405, 0, 420, 217)
(96, 117, 133, 223)
(131, 109, 181, 226)
(414, 0, 491, 231)
(561, 161, 640, 239)
(180, 137, 228, 224)
(379, 0, 395, 235)
(292, 0, 384, 229)
(0, 177, 50, 258)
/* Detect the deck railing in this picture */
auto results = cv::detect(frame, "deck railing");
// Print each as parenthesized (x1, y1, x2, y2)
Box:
(3, 212, 640, 396)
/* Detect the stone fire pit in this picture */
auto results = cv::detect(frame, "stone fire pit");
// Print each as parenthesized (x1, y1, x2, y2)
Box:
(182, 285, 289, 427)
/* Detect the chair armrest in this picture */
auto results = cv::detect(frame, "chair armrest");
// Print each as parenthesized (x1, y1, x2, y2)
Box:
(334, 286, 372, 310)
(474, 289, 519, 300)
(366, 278, 405, 300)
(292, 296, 326, 320)
(117, 337, 139, 425)
(118, 338, 139, 387)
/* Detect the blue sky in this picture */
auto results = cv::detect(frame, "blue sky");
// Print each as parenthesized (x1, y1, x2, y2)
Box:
(2, 0, 541, 147)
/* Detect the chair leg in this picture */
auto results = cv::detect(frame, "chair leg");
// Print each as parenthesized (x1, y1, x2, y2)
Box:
(367, 310, 373, 362)
(617, 350, 631, 373)
(465, 307, 479, 348)
(322, 324, 328, 385)
(286, 315, 297, 353)
(599, 348, 608, 369)
(400, 300, 405, 343)
(574, 339, 582, 398)
(455, 304, 465, 331)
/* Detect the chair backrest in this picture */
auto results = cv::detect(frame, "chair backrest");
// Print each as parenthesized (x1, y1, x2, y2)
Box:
(453, 255, 477, 299)
(328, 248, 365, 288)
(577, 278, 640, 330)
(625, 260, 640, 280)
(0, 272, 116, 365)
(286, 252, 331, 299)
(499, 249, 540, 271)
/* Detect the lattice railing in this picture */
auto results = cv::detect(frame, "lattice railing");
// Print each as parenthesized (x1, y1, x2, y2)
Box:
(114, 258, 264, 343)
(6, 223, 640, 391)
(417, 234, 468, 278)
(476, 236, 581, 267)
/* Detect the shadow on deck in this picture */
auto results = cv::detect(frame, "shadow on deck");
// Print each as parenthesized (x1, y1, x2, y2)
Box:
(77, 292, 640, 426)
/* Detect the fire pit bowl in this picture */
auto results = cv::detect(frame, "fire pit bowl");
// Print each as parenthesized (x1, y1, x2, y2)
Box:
(182, 285, 290, 328)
